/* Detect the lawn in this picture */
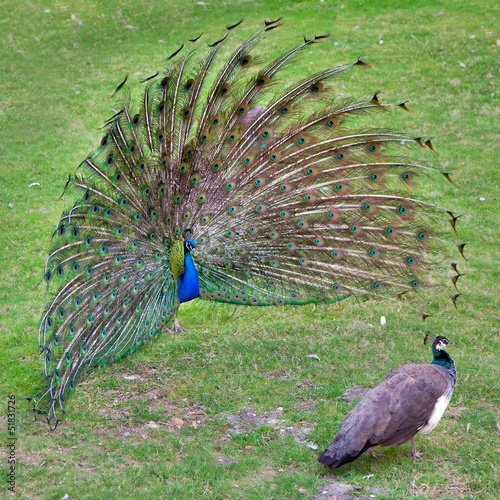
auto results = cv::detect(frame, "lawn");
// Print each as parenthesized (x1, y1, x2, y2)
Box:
(1, 0, 499, 498)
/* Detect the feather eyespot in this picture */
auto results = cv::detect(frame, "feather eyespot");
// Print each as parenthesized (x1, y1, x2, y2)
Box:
(221, 83, 231, 95)
(240, 55, 252, 66)
(257, 75, 270, 85)
(326, 117, 339, 127)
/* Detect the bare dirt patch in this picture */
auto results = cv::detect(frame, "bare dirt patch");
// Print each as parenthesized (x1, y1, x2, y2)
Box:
(341, 385, 371, 403)
(220, 408, 317, 448)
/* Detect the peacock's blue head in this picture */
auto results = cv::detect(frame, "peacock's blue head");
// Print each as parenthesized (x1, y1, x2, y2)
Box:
(184, 238, 196, 255)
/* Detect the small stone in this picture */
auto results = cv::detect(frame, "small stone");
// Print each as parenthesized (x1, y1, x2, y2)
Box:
(244, 445, 254, 450)
(171, 417, 184, 427)
(123, 432, 131, 437)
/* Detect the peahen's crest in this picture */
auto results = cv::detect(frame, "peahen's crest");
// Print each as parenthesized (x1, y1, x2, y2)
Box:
(32, 20, 463, 427)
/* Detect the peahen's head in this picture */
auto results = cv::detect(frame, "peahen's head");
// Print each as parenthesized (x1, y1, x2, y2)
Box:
(434, 336, 452, 351)
(184, 238, 196, 255)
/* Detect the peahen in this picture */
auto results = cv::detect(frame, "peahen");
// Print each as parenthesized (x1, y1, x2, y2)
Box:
(32, 20, 462, 427)
(317, 335, 456, 468)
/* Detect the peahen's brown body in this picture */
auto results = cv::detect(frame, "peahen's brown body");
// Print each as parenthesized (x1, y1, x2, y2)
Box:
(317, 336, 457, 468)
(32, 20, 462, 427)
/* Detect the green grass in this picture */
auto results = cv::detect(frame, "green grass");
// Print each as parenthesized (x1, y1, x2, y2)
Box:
(1, 0, 499, 498)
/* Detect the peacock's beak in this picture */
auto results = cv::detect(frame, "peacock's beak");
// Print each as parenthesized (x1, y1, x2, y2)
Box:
(191, 248, 196, 256)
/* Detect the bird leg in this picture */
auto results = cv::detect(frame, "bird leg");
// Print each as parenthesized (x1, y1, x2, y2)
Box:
(411, 437, 422, 459)
(163, 315, 186, 334)
(367, 447, 385, 459)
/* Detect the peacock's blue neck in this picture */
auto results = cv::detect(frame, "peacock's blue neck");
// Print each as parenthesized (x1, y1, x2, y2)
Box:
(177, 251, 200, 303)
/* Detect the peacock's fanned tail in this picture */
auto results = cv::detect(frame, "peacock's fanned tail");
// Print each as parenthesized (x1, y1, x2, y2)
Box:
(33, 21, 461, 425)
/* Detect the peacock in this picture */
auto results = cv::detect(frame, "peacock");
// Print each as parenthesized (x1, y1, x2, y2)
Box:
(317, 335, 456, 468)
(31, 20, 463, 427)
